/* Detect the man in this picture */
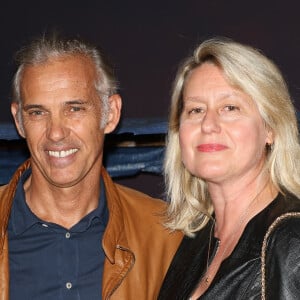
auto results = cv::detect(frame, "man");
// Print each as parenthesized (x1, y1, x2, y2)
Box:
(0, 34, 182, 299)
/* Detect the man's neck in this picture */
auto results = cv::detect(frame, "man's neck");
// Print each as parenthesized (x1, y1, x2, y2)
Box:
(23, 174, 101, 229)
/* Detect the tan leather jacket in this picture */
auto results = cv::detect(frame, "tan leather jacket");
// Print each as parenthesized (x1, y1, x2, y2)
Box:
(0, 160, 182, 299)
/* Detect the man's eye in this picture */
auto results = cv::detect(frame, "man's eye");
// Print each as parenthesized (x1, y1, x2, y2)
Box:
(70, 106, 84, 112)
(28, 110, 44, 116)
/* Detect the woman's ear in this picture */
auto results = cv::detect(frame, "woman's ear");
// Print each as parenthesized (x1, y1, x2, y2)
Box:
(11, 102, 25, 138)
(104, 94, 122, 134)
(265, 127, 274, 146)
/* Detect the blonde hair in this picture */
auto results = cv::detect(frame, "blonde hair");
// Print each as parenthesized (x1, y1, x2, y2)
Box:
(164, 37, 300, 236)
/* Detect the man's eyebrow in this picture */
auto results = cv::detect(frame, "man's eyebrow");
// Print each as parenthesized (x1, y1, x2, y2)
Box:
(22, 100, 88, 111)
(23, 104, 44, 111)
(64, 100, 88, 105)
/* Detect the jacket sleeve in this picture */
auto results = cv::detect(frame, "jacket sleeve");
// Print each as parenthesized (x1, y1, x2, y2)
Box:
(265, 217, 300, 300)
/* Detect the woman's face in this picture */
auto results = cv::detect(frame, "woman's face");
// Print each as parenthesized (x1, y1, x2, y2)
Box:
(179, 63, 273, 185)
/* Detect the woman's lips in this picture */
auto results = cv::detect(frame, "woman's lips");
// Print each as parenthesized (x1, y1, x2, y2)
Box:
(197, 144, 228, 152)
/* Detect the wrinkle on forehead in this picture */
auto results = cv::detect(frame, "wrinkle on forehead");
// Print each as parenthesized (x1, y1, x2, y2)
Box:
(183, 64, 257, 109)
(20, 55, 98, 103)
(22, 55, 96, 91)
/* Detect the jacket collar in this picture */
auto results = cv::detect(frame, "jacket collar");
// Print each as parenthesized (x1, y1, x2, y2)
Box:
(0, 160, 130, 262)
(101, 167, 129, 263)
(0, 160, 30, 253)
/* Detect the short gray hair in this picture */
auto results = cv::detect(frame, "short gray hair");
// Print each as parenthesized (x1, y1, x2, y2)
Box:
(12, 32, 118, 128)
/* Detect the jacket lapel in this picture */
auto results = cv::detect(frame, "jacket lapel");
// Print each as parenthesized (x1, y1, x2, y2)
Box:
(0, 160, 31, 300)
(101, 167, 135, 299)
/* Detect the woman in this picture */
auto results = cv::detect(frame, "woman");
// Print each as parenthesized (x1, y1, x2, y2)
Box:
(158, 38, 300, 299)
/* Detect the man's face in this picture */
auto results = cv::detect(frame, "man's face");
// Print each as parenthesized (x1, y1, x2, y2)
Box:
(11, 55, 120, 188)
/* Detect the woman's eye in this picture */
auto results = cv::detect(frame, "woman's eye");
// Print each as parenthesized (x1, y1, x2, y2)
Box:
(188, 107, 204, 114)
(224, 105, 239, 111)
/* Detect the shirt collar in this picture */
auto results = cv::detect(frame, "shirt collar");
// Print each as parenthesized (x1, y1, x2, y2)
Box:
(10, 169, 108, 235)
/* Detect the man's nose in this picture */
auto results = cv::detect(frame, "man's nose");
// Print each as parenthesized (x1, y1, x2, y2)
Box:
(46, 114, 70, 142)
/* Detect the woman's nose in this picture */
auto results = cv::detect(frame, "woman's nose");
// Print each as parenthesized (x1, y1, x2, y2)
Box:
(201, 110, 221, 134)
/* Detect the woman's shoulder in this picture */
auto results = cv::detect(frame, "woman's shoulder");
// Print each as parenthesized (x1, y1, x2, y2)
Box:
(264, 192, 300, 223)
(264, 210, 300, 257)
(264, 192, 300, 233)
(281, 191, 300, 211)
(248, 192, 300, 250)
(263, 209, 300, 299)
(267, 211, 300, 238)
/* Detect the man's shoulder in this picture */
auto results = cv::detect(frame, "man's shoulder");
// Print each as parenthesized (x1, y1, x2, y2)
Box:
(114, 182, 166, 209)
(110, 183, 173, 231)
(112, 182, 183, 242)
(0, 184, 8, 193)
(0, 184, 9, 203)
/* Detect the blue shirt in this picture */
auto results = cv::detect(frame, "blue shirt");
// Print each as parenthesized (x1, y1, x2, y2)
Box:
(8, 169, 108, 300)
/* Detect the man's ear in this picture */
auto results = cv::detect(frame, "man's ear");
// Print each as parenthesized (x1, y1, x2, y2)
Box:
(104, 94, 122, 134)
(11, 102, 25, 138)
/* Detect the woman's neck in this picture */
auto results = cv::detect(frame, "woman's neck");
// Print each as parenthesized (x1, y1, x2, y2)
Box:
(209, 177, 278, 240)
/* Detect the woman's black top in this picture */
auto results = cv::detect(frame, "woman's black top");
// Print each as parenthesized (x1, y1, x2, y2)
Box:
(158, 192, 300, 300)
